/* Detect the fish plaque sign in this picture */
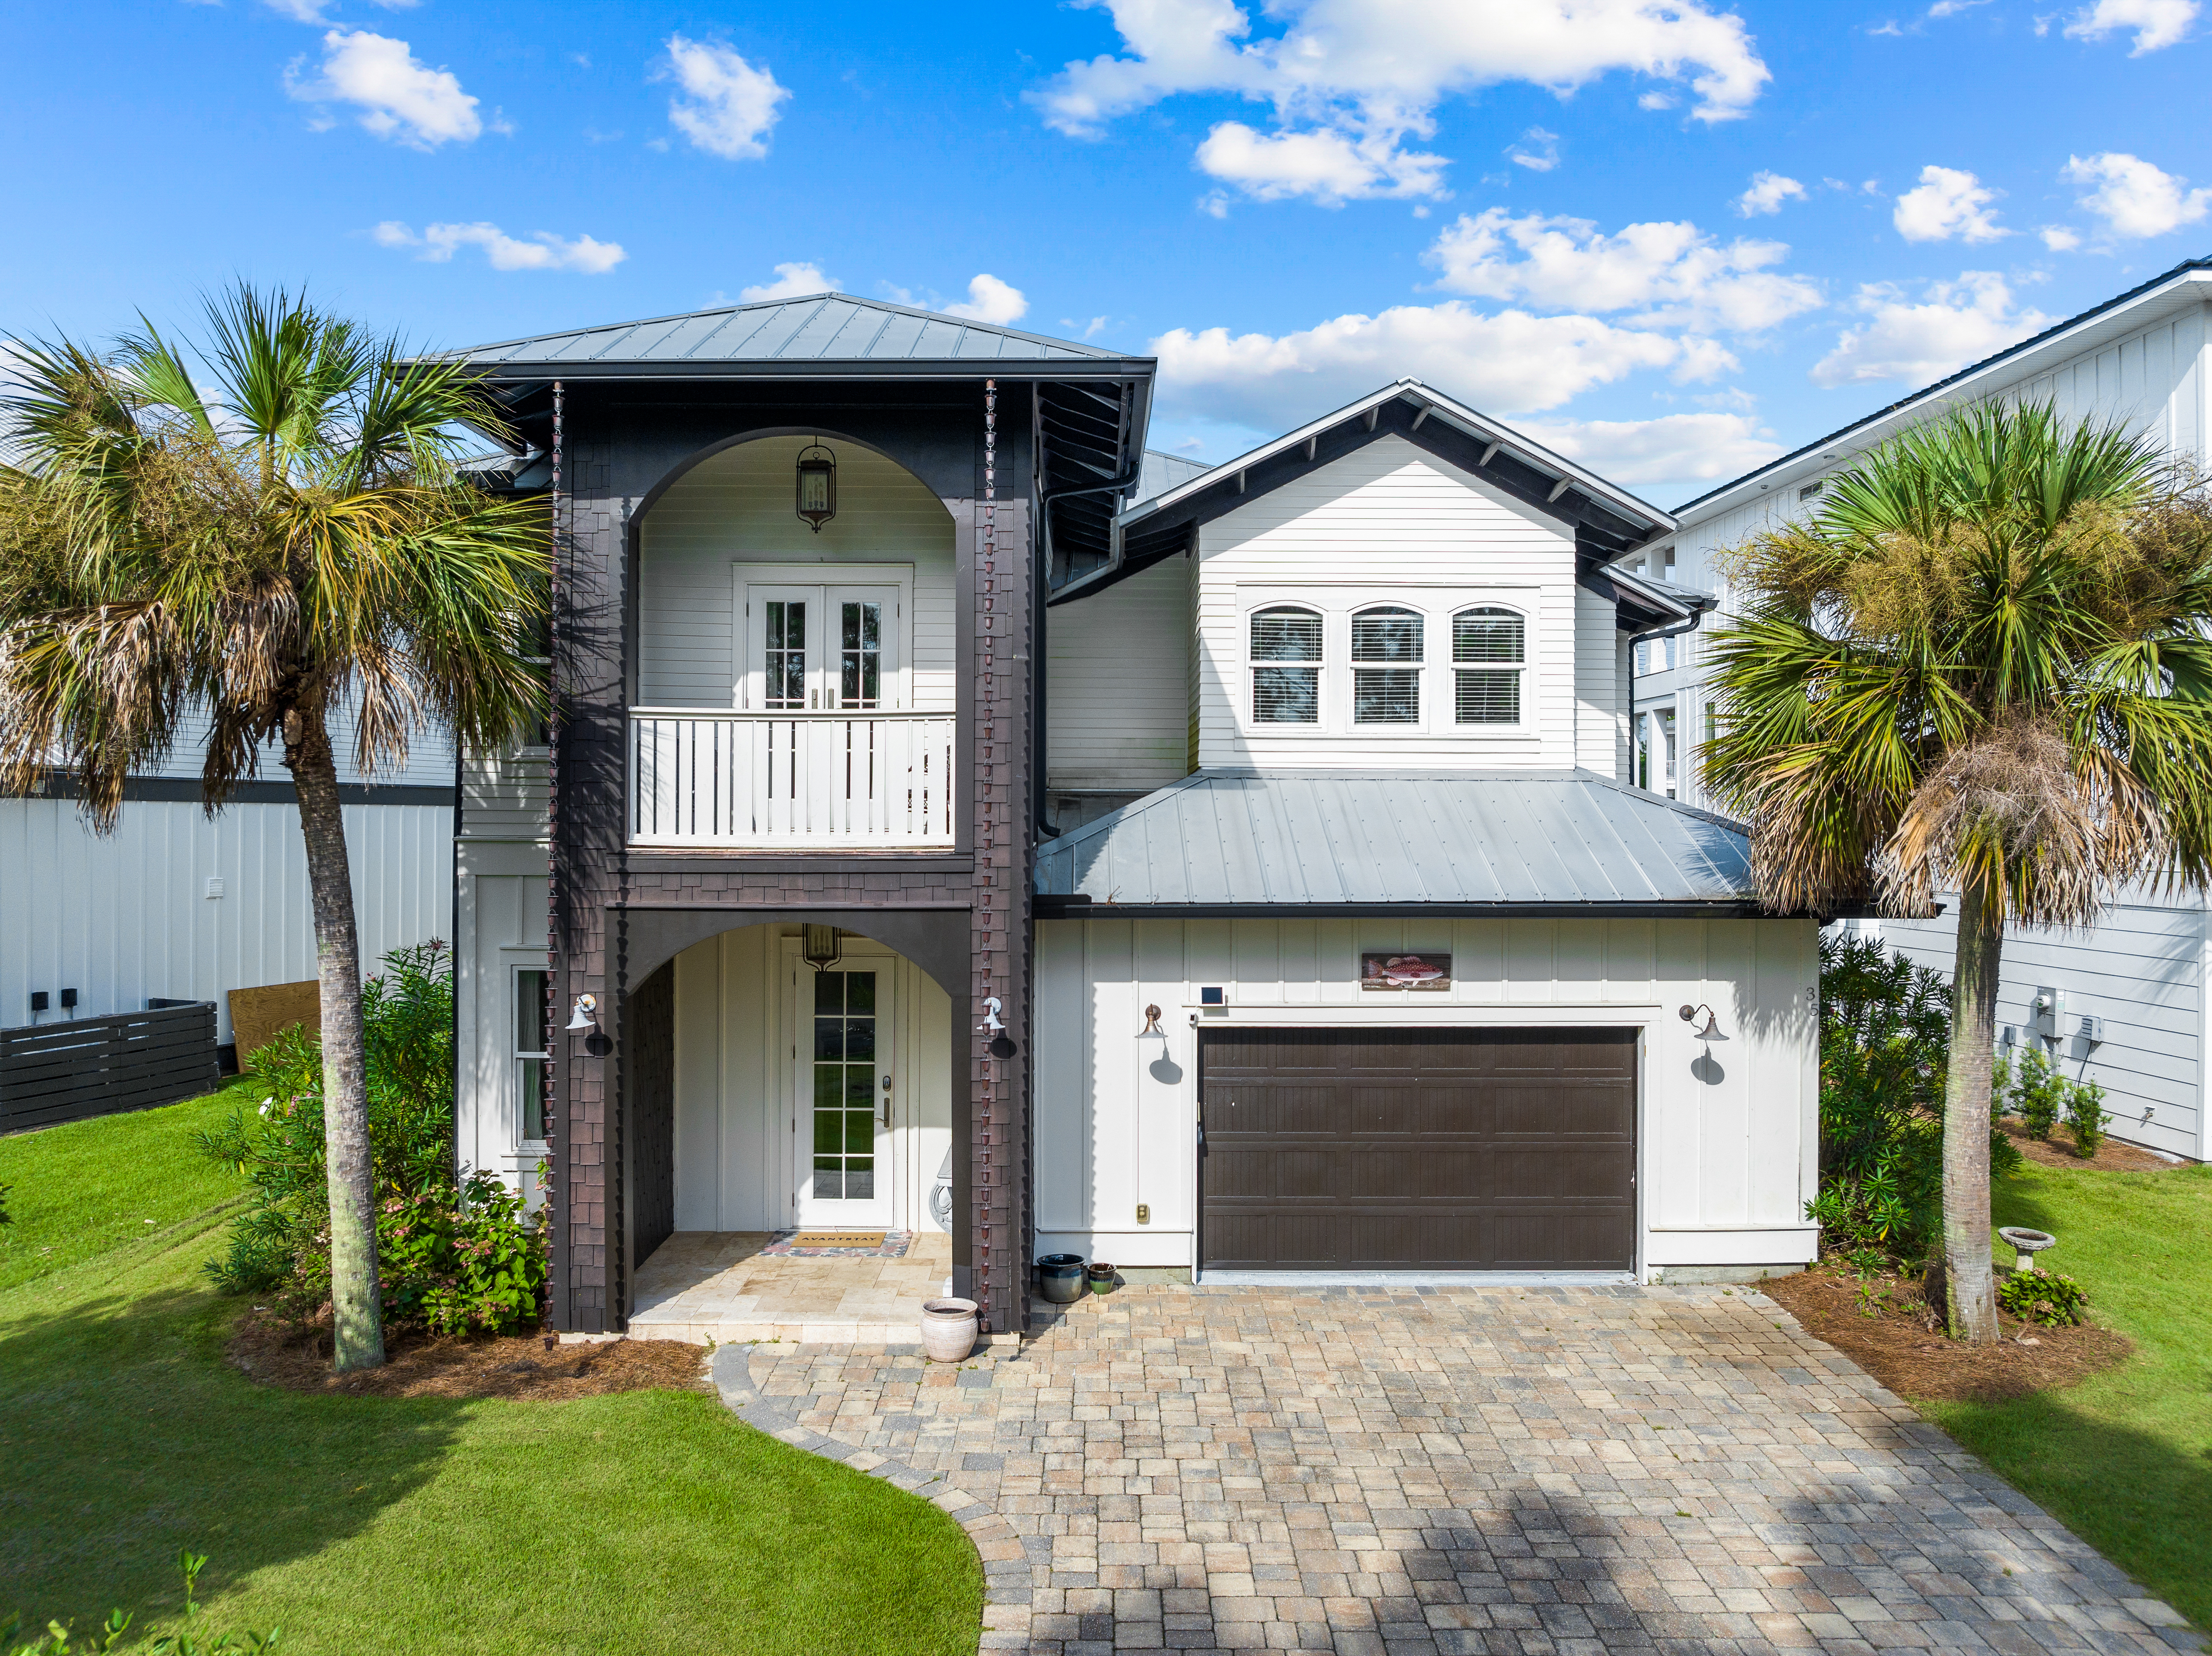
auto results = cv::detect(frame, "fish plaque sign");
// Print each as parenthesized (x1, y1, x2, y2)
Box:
(1359, 953, 1451, 991)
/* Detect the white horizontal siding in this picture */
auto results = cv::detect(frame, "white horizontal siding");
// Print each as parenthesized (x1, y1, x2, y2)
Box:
(1865, 904, 2205, 1160)
(1032, 914, 1820, 1274)
(460, 752, 549, 842)
(1195, 437, 1580, 772)
(0, 797, 452, 1043)
(1574, 587, 1623, 779)
(637, 436, 956, 709)
(1047, 557, 1192, 791)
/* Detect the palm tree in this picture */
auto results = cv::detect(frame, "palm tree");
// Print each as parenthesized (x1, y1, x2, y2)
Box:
(1702, 401, 2212, 1343)
(0, 287, 545, 1371)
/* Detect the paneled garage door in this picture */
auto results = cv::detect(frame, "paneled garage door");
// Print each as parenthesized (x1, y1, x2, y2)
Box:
(1198, 1027, 1637, 1272)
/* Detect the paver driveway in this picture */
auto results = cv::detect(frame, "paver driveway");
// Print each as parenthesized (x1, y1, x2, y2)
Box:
(707, 1283, 2199, 1655)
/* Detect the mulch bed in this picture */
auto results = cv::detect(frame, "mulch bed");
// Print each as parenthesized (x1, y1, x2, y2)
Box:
(231, 1315, 709, 1401)
(1764, 1263, 2132, 1403)
(1998, 1118, 2183, 1173)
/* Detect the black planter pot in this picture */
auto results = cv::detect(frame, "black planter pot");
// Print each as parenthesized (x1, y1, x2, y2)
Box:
(1036, 1253, 1087, 1304)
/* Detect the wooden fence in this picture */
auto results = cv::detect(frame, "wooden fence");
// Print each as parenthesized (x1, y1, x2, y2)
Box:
(0, 1002, 221, 1134)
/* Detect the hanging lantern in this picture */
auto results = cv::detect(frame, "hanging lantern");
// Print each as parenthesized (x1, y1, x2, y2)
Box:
(796, 441, 837, 533)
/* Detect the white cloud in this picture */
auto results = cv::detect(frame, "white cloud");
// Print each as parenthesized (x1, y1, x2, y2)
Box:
(261, 0, 417, 21)
(945, 274, 1028, 325)
(1192, 121, 1447, 203)
(660, 35, 789, 160)
(1424, 208, 1822, 333)
(1150, 302, 1713, 431)
(2063, 150, 2212, 238)
(2040, 224, 2084, 250)
(2063, 0, 2199, 52)
(373, 221, 626, 273)
(1506, 127, 1560, 172)
(1513, 411, 1783, 485)
(285, 30, 485, 148)
(1892, 164, 2007, 242)
(1811, 272, 2050, 387)
(741, 262, 839, 301)
(1735, 171, 1806, 216)
(1032, 0, 1770, 205)
(1927, 0, 1990, 15)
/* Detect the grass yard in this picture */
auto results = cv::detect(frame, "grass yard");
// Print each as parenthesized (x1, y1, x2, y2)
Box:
(1922, 1160, 2212, 1632)
(0, 1091, 983, 1656)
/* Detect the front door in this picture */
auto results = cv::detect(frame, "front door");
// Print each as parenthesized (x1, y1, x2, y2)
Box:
(796, 966, 895, 1227)
(742, 584, 902, 711)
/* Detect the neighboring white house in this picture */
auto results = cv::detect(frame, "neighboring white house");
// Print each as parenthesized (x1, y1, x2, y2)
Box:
(0, 712, 456, 1062)
(1620, 254, 2212, 1164)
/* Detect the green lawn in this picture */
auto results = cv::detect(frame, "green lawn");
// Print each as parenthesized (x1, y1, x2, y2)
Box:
(1921, 1160, 2212, 1632)
(0, 1093, 983, 1656)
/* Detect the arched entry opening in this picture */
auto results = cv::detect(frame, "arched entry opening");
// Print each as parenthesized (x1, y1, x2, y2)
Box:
(621, 917, 966, 1341)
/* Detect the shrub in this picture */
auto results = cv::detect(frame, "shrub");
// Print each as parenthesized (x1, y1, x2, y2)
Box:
(2065, 1079, 2110, 1159)
(1812, 934, 2022, 1268)
(196, 941, 544, 1334)
(1998, 1269, 2090, 1327)
(2007, 1047, 2066, 1140)
(3, 1552, 279, 1655)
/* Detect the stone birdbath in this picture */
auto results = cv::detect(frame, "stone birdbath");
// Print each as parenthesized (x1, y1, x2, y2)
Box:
(1998, 1226, 2056, 1274)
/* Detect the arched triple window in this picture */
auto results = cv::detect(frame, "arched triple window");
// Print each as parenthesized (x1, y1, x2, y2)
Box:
(1453, 606, 1524, 724)
(1249, 605, 1323, 724)
(1351, 606, 1423, 724)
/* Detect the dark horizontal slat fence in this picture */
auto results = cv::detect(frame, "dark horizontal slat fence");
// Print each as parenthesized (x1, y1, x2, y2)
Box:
(0, 1002, 221, 1134)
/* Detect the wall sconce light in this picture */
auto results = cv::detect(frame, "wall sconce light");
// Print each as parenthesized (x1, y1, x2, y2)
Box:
(1679, 1002, 1722, 1040)
(1138, 1003, 1165, 1041)
(803, 924, 843, 971)
(567, 992, 599, 1032)
(796, 441, 837, 534)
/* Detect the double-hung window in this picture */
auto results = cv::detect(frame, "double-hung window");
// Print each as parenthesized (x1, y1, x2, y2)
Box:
(1249, 607, 1323, 724)
(515, 969, 550, 1144)
(1453, 607, 1524, 724)
(1351, 607, 1422, 724)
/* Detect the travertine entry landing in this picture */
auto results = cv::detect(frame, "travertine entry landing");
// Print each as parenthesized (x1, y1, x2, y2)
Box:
(629, 1229, 953, 1344)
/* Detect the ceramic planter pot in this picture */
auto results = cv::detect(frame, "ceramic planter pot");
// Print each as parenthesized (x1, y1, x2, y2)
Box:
(1037, 1253, 1087, 1304)
(1087, 1262, 1117, 1295)
(920, 1297, 980, 1362)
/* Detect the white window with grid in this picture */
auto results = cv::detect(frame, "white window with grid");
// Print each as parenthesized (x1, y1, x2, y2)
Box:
(1249, 606, 1323, 724)
(1350, 607, 1422, 725)
(1451, 607, 1524, 725)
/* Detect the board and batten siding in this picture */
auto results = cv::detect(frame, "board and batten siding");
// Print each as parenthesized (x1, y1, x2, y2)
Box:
(1031, 914, 1820, 1277)
(1862, 905, 2209, 1162)
(0, 797, 452, 1043)
(1194, 436, 1581, 773)
(636, 435, 957, 710)
(456, 862, 550, 1198)
(1046, 556, 1193, 792)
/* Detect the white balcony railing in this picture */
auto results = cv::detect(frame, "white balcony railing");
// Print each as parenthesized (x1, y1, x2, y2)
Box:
(630, 709, 955, 848)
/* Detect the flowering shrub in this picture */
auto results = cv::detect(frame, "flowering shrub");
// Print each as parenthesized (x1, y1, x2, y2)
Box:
(377, 1171, 544, 1336)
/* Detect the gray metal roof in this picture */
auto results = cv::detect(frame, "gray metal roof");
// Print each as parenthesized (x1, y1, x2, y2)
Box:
(438, 293, 1137, 373)
(1132, 448, 1214, 505)
(1034, 772, 1759, 912)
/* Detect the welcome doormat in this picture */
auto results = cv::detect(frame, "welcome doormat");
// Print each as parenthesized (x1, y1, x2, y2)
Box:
(758, 1229, 913, 1258)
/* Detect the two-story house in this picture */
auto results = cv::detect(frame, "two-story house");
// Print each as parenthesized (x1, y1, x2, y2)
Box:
(445, 295, 1821, 1339)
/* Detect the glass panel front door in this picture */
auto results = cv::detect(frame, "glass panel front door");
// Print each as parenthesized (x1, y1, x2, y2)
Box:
(798, 968, 893, 1226)
(745, 584, 901, 711)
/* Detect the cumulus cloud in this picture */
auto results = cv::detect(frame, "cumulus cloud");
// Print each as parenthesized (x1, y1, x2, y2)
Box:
(1512, 411, 1783, 485)
(285, 30, 486, 148)
(1506, 127, 1561, 172)
(1031, 0, 1770, 205)
(741, 262, 839, 301)
(945, 274, 1029, 325)
(2063, 0, 2199, 52)
(1424, 208, 1822, 334)
(261, 0, 417, 19)
(372, 221, 626, 273)
(1892, 165, 2007, 242)
(1150, 302, 1723, 432)
(1193, 121, 1447, 203)
(2063, 151, 2212, 238)
(1735, 171, 1806, 216)
(2040, 224, 2084, 250)
(1811, 272, 2050, 387)
(661, 35, 789, 160)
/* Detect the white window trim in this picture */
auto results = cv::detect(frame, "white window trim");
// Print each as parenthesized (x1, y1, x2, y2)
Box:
(1245, 602, 1327, 729)
(729, 561, 914, 712)
(1447, 602, 1530, 730)
(510, 960, 552, 1153)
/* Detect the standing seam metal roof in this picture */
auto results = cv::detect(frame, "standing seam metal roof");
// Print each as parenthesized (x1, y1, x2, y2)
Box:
(1034, 772, 1758, 908)
(438, 293, 1132, 368)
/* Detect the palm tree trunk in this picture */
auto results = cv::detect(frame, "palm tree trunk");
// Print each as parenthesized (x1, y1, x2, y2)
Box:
(288, 713, 385, 1372)
(1941, 884, 2001, 1343)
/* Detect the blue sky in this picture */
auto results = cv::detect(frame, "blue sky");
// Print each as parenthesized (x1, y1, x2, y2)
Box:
(5, 0, 2210, 503)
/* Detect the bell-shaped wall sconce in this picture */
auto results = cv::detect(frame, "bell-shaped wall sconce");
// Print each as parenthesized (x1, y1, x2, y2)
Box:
(567, 992, 599, 1032)
(1138, 1003, 1166, 1042)
(1678, 1002, 1723, 1040)
(796, 441, 837, 534)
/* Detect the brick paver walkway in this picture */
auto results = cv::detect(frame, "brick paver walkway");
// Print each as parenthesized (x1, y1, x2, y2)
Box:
(707, 1284, 2199, 1654)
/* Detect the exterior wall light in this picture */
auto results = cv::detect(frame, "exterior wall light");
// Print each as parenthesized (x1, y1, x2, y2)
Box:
(803, 924, 843, 971)
(1139, 1003, 1165, 1041)
(1678, 1002, 1722, 1039)
(566, 992, 598, 1032)
(796, 441, 837, 533)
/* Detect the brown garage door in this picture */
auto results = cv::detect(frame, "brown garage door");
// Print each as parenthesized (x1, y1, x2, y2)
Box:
(1199, 1027, 1636, 1272)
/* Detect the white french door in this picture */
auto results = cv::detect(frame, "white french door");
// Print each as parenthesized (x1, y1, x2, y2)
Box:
(741, 583, 902, 711)
(793, 962, 896, 1228)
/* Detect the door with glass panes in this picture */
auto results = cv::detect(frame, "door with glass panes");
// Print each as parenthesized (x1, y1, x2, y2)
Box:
(741, 583, 902, 711)
(794, 960, 895, 1227)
